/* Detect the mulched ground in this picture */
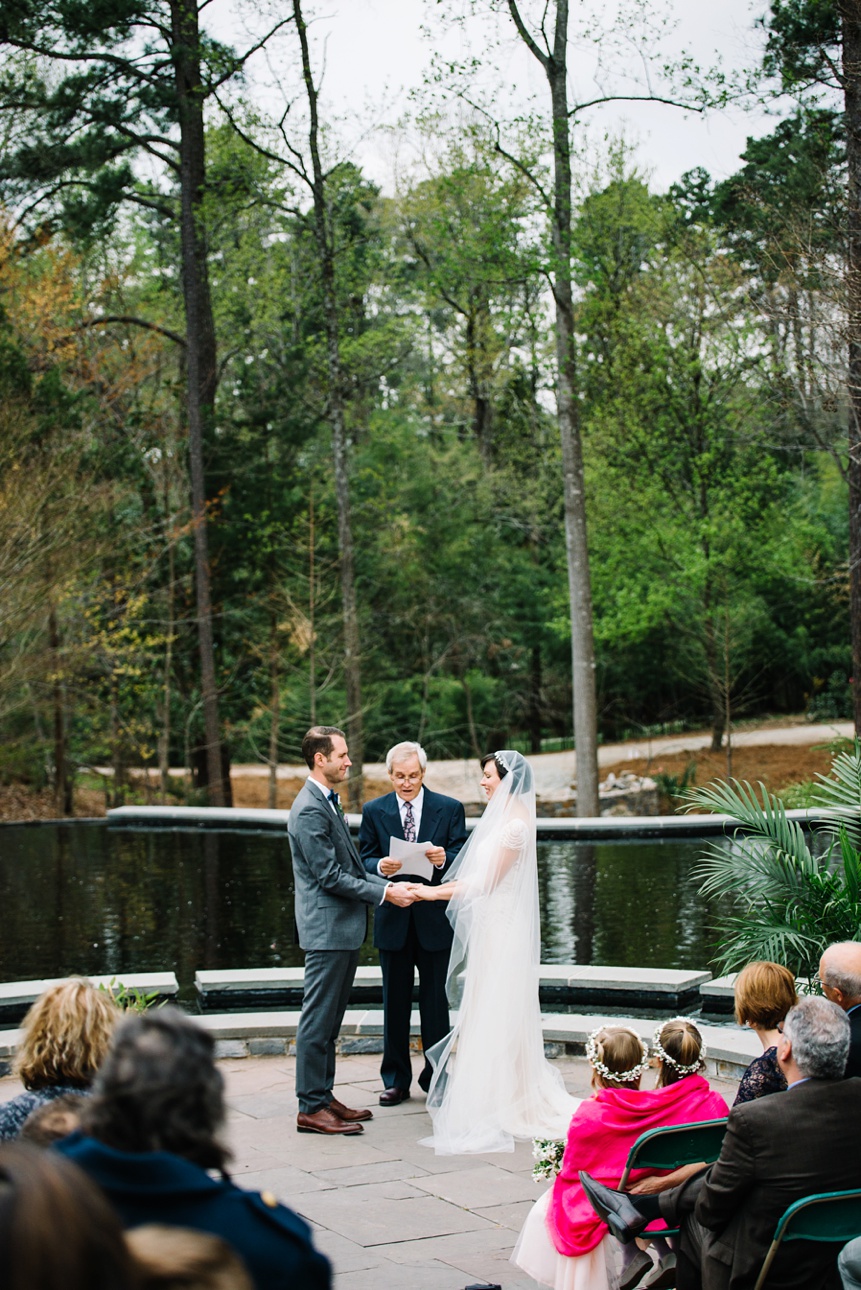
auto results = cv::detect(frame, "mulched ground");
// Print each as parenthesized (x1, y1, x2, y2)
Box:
(0, 741, 843, 820)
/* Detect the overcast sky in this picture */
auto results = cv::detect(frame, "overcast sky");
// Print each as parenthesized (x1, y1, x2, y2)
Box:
(218, 0, 785, 194)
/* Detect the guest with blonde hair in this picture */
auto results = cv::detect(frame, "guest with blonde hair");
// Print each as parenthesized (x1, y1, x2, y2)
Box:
(0, 978, 119, 1140)
(733, 960, 797, 1104)
(127, 1226, 253, 1290)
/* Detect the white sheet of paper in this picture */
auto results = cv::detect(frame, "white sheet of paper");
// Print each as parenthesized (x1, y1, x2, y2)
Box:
(388, 836, 435, 881)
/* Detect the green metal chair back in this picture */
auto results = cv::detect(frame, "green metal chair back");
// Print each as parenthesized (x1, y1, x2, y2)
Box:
(753, 1189, 861, 1290)
(616, 1117, 728, 1241)
(618, 1118, 728, 1191)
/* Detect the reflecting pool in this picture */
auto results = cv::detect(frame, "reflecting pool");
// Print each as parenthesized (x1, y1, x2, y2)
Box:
(0, 824, 724, 1003)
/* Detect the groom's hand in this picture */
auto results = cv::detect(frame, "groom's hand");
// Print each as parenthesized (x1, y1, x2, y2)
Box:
(384, 882, 416, 907)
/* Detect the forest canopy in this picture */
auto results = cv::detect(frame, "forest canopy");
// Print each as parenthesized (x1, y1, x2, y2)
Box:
(0, 0, 852, 810)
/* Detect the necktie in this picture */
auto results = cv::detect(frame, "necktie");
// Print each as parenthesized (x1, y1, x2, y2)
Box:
(403, 800, 416, 842)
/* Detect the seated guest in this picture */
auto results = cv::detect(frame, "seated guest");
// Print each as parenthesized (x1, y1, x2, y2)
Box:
(733, 960, 798, 1104)
(20, 1092, 86, 1146)
(580, 996, 861, 1290)
(819, 941, 861, 1076)
(57, 1007, 331, 1290)
(0, 1139, 135, 1290)
(0, 978, 118, 1140)
(512, 1019, 727, 1290)
(127, 1225, 252, 1290)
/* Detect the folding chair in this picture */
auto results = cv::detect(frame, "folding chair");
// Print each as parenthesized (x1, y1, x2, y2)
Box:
(617, 1117, 729, 1239)
(753, 1188, 861, 1290)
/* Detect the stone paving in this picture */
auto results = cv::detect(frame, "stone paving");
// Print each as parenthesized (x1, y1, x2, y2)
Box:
(0, 1054, 740, 1289)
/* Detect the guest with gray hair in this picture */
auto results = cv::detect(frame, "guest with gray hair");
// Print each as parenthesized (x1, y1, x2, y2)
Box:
(360, 739, 467, 1103)
(819, 941, 861, 1077)
(580, 995, 861, 1290)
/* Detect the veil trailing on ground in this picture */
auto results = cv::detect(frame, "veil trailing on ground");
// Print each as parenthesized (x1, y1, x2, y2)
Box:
(423, 750, 579, 1154)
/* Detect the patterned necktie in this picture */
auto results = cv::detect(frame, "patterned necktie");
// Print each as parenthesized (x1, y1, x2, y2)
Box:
(403, 800, 416, 842)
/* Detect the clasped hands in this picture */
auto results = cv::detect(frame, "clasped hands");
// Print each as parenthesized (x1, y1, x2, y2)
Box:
(384, 880, 436, 906)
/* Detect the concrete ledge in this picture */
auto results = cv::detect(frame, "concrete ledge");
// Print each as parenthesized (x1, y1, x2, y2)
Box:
(0, 973, 179, 1027)
(700, 974, 738, 1015)
(107, 803, 831, 840)
(196, 964, 712, 1012)
(0, 1008, 756, 1080)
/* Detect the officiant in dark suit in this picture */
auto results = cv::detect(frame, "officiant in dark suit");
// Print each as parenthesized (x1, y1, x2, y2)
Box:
(359, 741, 467, 1105)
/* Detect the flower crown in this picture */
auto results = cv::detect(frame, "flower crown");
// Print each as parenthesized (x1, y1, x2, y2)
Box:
(651, 1017, 706, 1074)
(586, 1026, 650, 1084)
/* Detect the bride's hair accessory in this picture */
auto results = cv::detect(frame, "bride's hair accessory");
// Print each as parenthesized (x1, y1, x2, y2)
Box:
(586, 1026, 649, 1083)
(495, 751, 510, 772)
(652, 1017, 707, 1074)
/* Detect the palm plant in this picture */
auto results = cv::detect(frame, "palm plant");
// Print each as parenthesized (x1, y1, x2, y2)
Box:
(693, 744, 861, 979)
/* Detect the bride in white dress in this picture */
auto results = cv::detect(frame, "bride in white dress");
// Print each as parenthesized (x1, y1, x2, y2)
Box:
(411, 750, 579, 1154)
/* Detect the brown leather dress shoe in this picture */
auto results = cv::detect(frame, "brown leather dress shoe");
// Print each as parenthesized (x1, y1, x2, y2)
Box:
(379, 1087, 410, 1106)
(329, 1098, 373, 1122)
(297, 1108, 363, 1135)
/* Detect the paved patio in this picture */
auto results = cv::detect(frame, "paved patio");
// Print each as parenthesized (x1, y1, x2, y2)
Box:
(2, 1054, 739, 1288)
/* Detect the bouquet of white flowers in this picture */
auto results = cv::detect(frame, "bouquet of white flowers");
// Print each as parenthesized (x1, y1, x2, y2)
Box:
(531, 1136, 565, 1182)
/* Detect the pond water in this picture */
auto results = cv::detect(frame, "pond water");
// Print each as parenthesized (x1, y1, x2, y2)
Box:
(0, 823, 724, 1003)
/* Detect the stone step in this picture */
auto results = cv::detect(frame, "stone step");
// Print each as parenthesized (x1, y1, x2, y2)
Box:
(196, 964, 712, 1012)
(0, 973, 179, 1027)
(0, 1007, 756, 1080)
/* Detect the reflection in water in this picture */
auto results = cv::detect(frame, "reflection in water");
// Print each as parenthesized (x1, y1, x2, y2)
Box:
(0, 825, 724, 1002)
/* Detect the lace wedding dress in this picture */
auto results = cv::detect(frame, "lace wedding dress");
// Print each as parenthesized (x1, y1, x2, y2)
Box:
(423, 751, 579, 1154)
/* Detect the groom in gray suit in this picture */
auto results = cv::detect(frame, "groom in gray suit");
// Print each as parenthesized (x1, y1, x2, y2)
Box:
(288, 725, 416, 1136)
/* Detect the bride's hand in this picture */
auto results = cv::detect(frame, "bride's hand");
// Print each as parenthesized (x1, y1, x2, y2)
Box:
(409, 884, 435, 900)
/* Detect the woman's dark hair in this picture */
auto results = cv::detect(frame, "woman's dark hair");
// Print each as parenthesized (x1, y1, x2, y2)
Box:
(301, 725, 345, 770)
(80, 1008, 229, 1172)
(480, 752, 508, 779)
(0, 1141, 135, 1290)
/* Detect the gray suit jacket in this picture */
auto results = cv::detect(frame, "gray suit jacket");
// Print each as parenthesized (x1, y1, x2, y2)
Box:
(695, 1076, 861, 1290)
(288, 779, 388, 951)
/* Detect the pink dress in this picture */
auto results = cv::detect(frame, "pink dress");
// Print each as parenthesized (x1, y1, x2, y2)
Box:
(513, 1075, 728, 1290)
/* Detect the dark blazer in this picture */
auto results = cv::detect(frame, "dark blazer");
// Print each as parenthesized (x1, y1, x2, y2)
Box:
(56, 1133, 331, 1290)
(288, 778, 387, 951)
(359, 788, 467, 952)
(694, 1077, 861, 1290)
(846, 1006, 861, 1078)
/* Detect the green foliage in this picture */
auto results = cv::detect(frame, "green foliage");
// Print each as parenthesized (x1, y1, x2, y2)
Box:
(692, 753, 861, 978)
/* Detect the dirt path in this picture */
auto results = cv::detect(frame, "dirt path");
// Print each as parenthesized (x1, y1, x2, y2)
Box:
(229, 719, 854, 809)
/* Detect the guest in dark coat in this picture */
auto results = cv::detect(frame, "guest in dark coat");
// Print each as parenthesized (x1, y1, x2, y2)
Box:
(360, 740, 467, 1102)
(56, 1008, 330, 1290)
(819, 941, 861, 1077)
(580, 996, 861, 1290)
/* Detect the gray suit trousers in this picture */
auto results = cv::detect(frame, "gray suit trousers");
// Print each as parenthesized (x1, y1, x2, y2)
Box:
(295, 948, 361, 1114)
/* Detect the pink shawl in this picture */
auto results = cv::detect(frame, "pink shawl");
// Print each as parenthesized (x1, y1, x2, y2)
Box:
(546, 1075, 728, 1256)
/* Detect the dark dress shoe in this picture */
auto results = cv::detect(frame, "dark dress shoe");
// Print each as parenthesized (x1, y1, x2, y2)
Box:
(417, 1064, 433, 1093)
(579, 1172, 649, 1244)
(379, 1087, 410, 1106)
(329, 1098, 373, 1122)
(297, 1108, 363, 1135)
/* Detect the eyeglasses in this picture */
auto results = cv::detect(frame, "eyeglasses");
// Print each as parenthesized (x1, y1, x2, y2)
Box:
(391, 772, 422, 784)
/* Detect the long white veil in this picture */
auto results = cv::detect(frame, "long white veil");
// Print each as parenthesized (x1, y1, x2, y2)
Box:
(423, 750, 578, 1154)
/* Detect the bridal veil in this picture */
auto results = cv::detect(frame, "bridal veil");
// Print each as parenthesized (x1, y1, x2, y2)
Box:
(423, 750, 579, 1154)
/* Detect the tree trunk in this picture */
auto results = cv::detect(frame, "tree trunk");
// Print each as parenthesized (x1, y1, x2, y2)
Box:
(171, 0, 225, 805)
(48, 604, 72, 815)
(294, 0, 364, 808)
(843, 4, 861, 736)
(528, 641, 542, 754)
(268, 611, 280, 810)
(542, 2, 600, 815)
(308, 482, 317, 725)
(159, 537, 175, 802)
